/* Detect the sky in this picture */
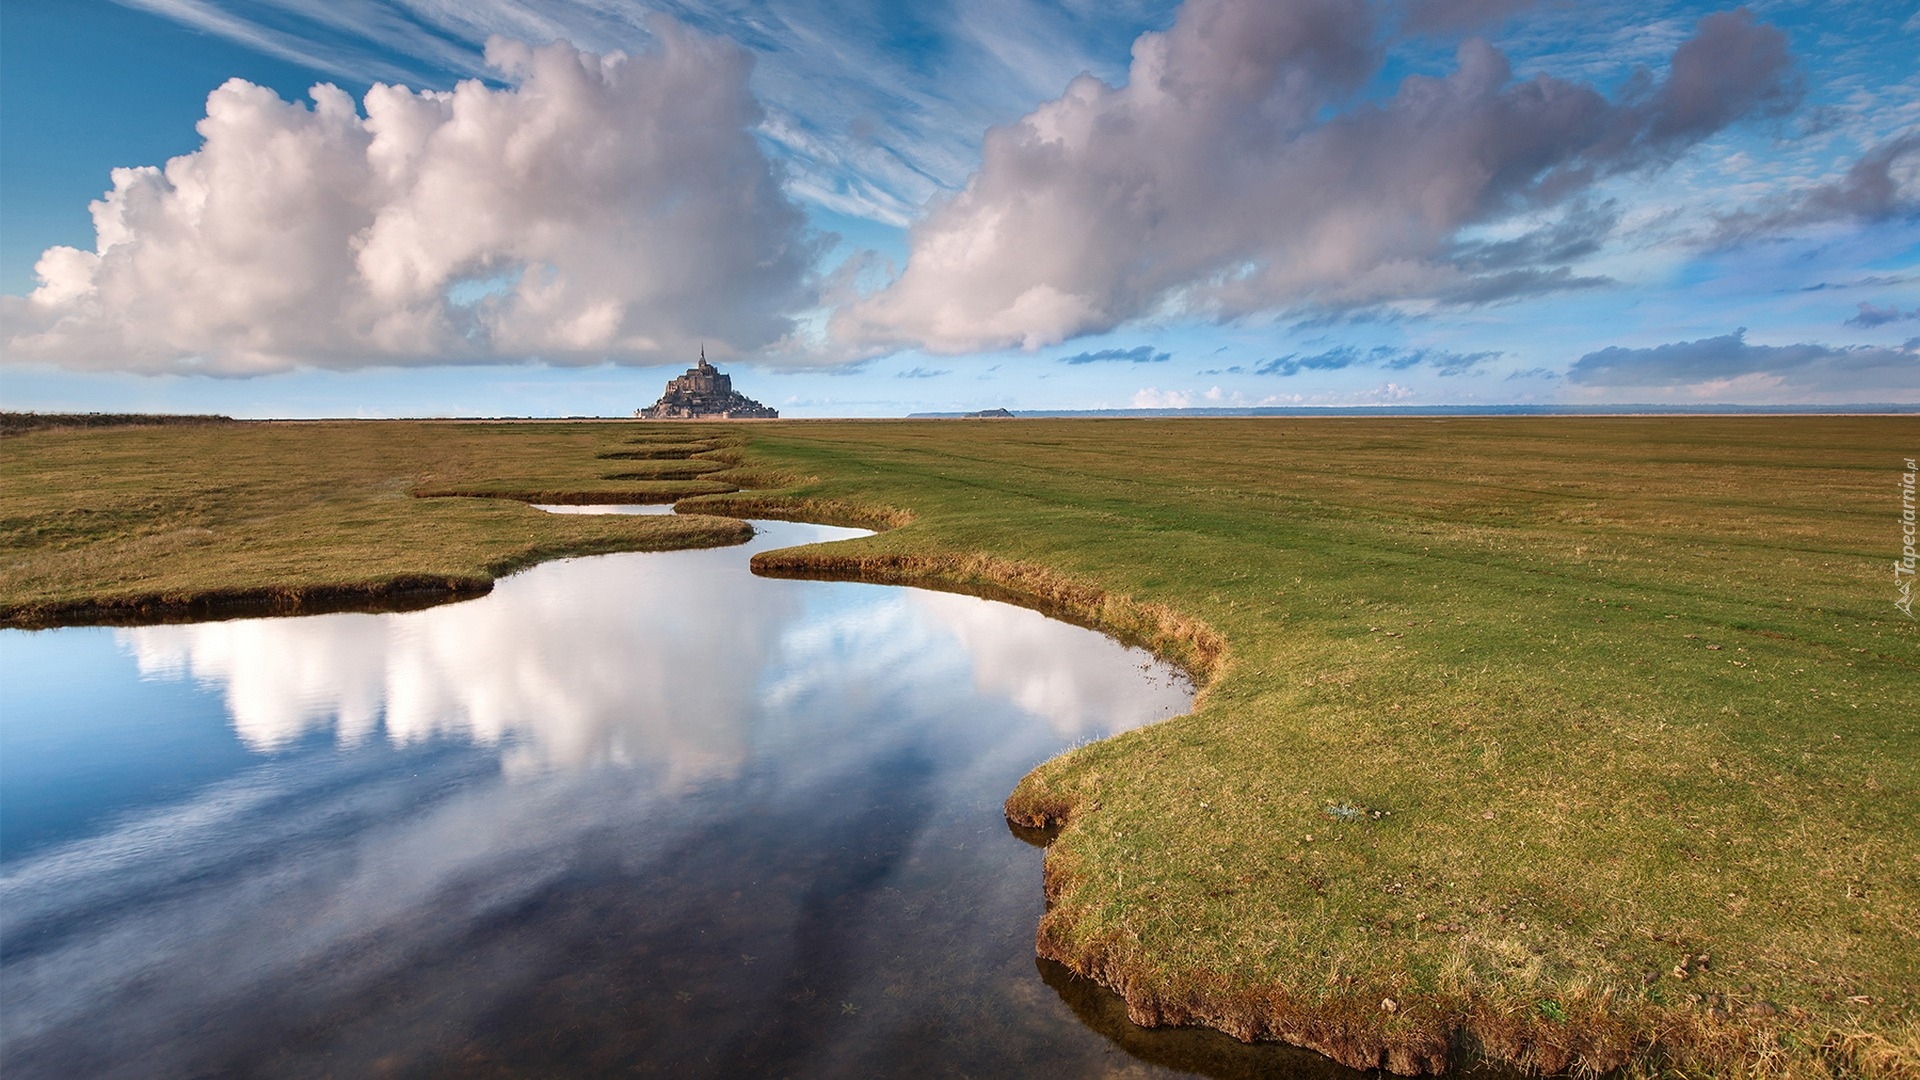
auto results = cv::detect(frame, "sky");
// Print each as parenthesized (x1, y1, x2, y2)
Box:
(0, 0, 1915, 417)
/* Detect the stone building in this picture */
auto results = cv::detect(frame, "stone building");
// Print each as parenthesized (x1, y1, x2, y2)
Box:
(636, 348, 779, 419)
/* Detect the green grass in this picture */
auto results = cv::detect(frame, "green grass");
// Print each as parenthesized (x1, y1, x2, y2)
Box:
(689, 416, 1919, 1077)
(0, 420, 751, 623)
(2, 415, 1914, 1076)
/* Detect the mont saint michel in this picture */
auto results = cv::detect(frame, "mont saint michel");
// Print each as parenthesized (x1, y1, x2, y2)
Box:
(636, 350, 778, 419)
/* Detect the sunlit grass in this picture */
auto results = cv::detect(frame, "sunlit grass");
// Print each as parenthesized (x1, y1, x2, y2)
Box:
(2, 414, 1913, 1075)
(0, 420, 751, 623)
(700, 416, 1918, 1077)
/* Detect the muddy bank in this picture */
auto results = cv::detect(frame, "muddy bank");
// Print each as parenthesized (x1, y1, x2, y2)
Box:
(0, 575, 492, 629)
(731, 494, 1867, 1079)
(411, 480, 739, 503)
(3, 512, 753, 630)
(749, 546, 1224, 684)
(1009, 791, 1840, 1078)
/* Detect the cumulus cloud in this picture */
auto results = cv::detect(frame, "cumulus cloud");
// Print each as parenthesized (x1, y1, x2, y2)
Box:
(832, 0, 1799, 354)
(1361, 381, 1416, 402)
(1057, 345, 1171, 364)
(1131, 387, 1196, 408)
(2, 25, 821, 375)
(1635, 9, 1797, 143)
(108, 0, 1171, 238)
(1567, 328, 1918, 391)
(1255, 343, 1497, 376)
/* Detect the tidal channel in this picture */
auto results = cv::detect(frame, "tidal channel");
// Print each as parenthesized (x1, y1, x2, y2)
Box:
(1, 518, 1366, 1078)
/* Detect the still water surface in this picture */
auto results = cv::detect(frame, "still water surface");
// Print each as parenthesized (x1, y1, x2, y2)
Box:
(1, 520, 1365, 1078)
(527, 502, 678, 515)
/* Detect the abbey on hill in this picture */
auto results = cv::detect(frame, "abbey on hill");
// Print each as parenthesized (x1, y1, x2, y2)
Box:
(636, 349, 778, 419)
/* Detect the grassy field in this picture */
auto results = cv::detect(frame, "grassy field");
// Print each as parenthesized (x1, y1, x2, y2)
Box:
(2, 415, 1915, 1076)
(696, 417, 1919, 1078)
(0, 420, 753, 624)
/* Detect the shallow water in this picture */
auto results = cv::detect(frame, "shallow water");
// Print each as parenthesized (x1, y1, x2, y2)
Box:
(1, 520, 1369, 1078)
(529, 502, 677, 514)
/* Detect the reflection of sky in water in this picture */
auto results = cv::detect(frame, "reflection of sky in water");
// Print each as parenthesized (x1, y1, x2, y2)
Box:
(0, 521, 1237, 1080)
(108, 520, 1187, 771)
(527, 502, 676, 514)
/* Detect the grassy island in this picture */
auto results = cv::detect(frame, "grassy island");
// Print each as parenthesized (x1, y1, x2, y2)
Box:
(2, 415, 1914, 1076)
(0, 420, 751, 624)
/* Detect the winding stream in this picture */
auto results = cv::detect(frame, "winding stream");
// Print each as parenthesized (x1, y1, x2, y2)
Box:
(1, 518, 1366, 1078)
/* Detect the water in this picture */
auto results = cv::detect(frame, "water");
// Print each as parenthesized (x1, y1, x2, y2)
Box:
(1, 520, 1365, 1078)
(528, 503, 677, 514)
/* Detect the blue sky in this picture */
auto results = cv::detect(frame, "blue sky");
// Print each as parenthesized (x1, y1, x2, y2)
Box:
(0, 0, 1915, 417)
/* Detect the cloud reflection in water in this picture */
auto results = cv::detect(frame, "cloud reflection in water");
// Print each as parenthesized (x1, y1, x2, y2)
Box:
(117, 524, 1189, 774)
(5, 521, 1199, 1078)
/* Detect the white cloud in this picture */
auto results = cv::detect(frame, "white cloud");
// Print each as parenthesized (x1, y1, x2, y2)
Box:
(906, 590, 1191, 738)
(115, 519, 1190, 774)
(2, 25, 820, 375)
(8, 523, 1193, 1069)
(109, 0, 1177, 238)
(831, 0, 1800, 354)
(1131, 386, 1195, 408)
(1358, 381, 1416, 402)
(119, 548, 784, 778)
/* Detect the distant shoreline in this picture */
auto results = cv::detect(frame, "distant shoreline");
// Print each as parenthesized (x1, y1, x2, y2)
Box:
(908, 403, 1920, 418)
(8, 405, 1914, 427)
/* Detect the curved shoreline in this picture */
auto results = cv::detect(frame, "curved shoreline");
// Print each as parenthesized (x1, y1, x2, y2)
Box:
(726, 498, 1487, 1077)
(686, 490, 1894, 1079)
(0, 576, 494, 629)
(1, 428, 757, 631)
(1, 512, 754, 630)
(5, 484, 1649, 1075)
(748, 545, 1226, 689)
(8, 423, 1910, 1078)
(3, 478, 1453, 1073)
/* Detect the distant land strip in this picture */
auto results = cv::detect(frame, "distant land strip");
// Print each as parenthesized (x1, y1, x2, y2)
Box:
(1, 411, 235, 435)
(909, 403, 1920, 418)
